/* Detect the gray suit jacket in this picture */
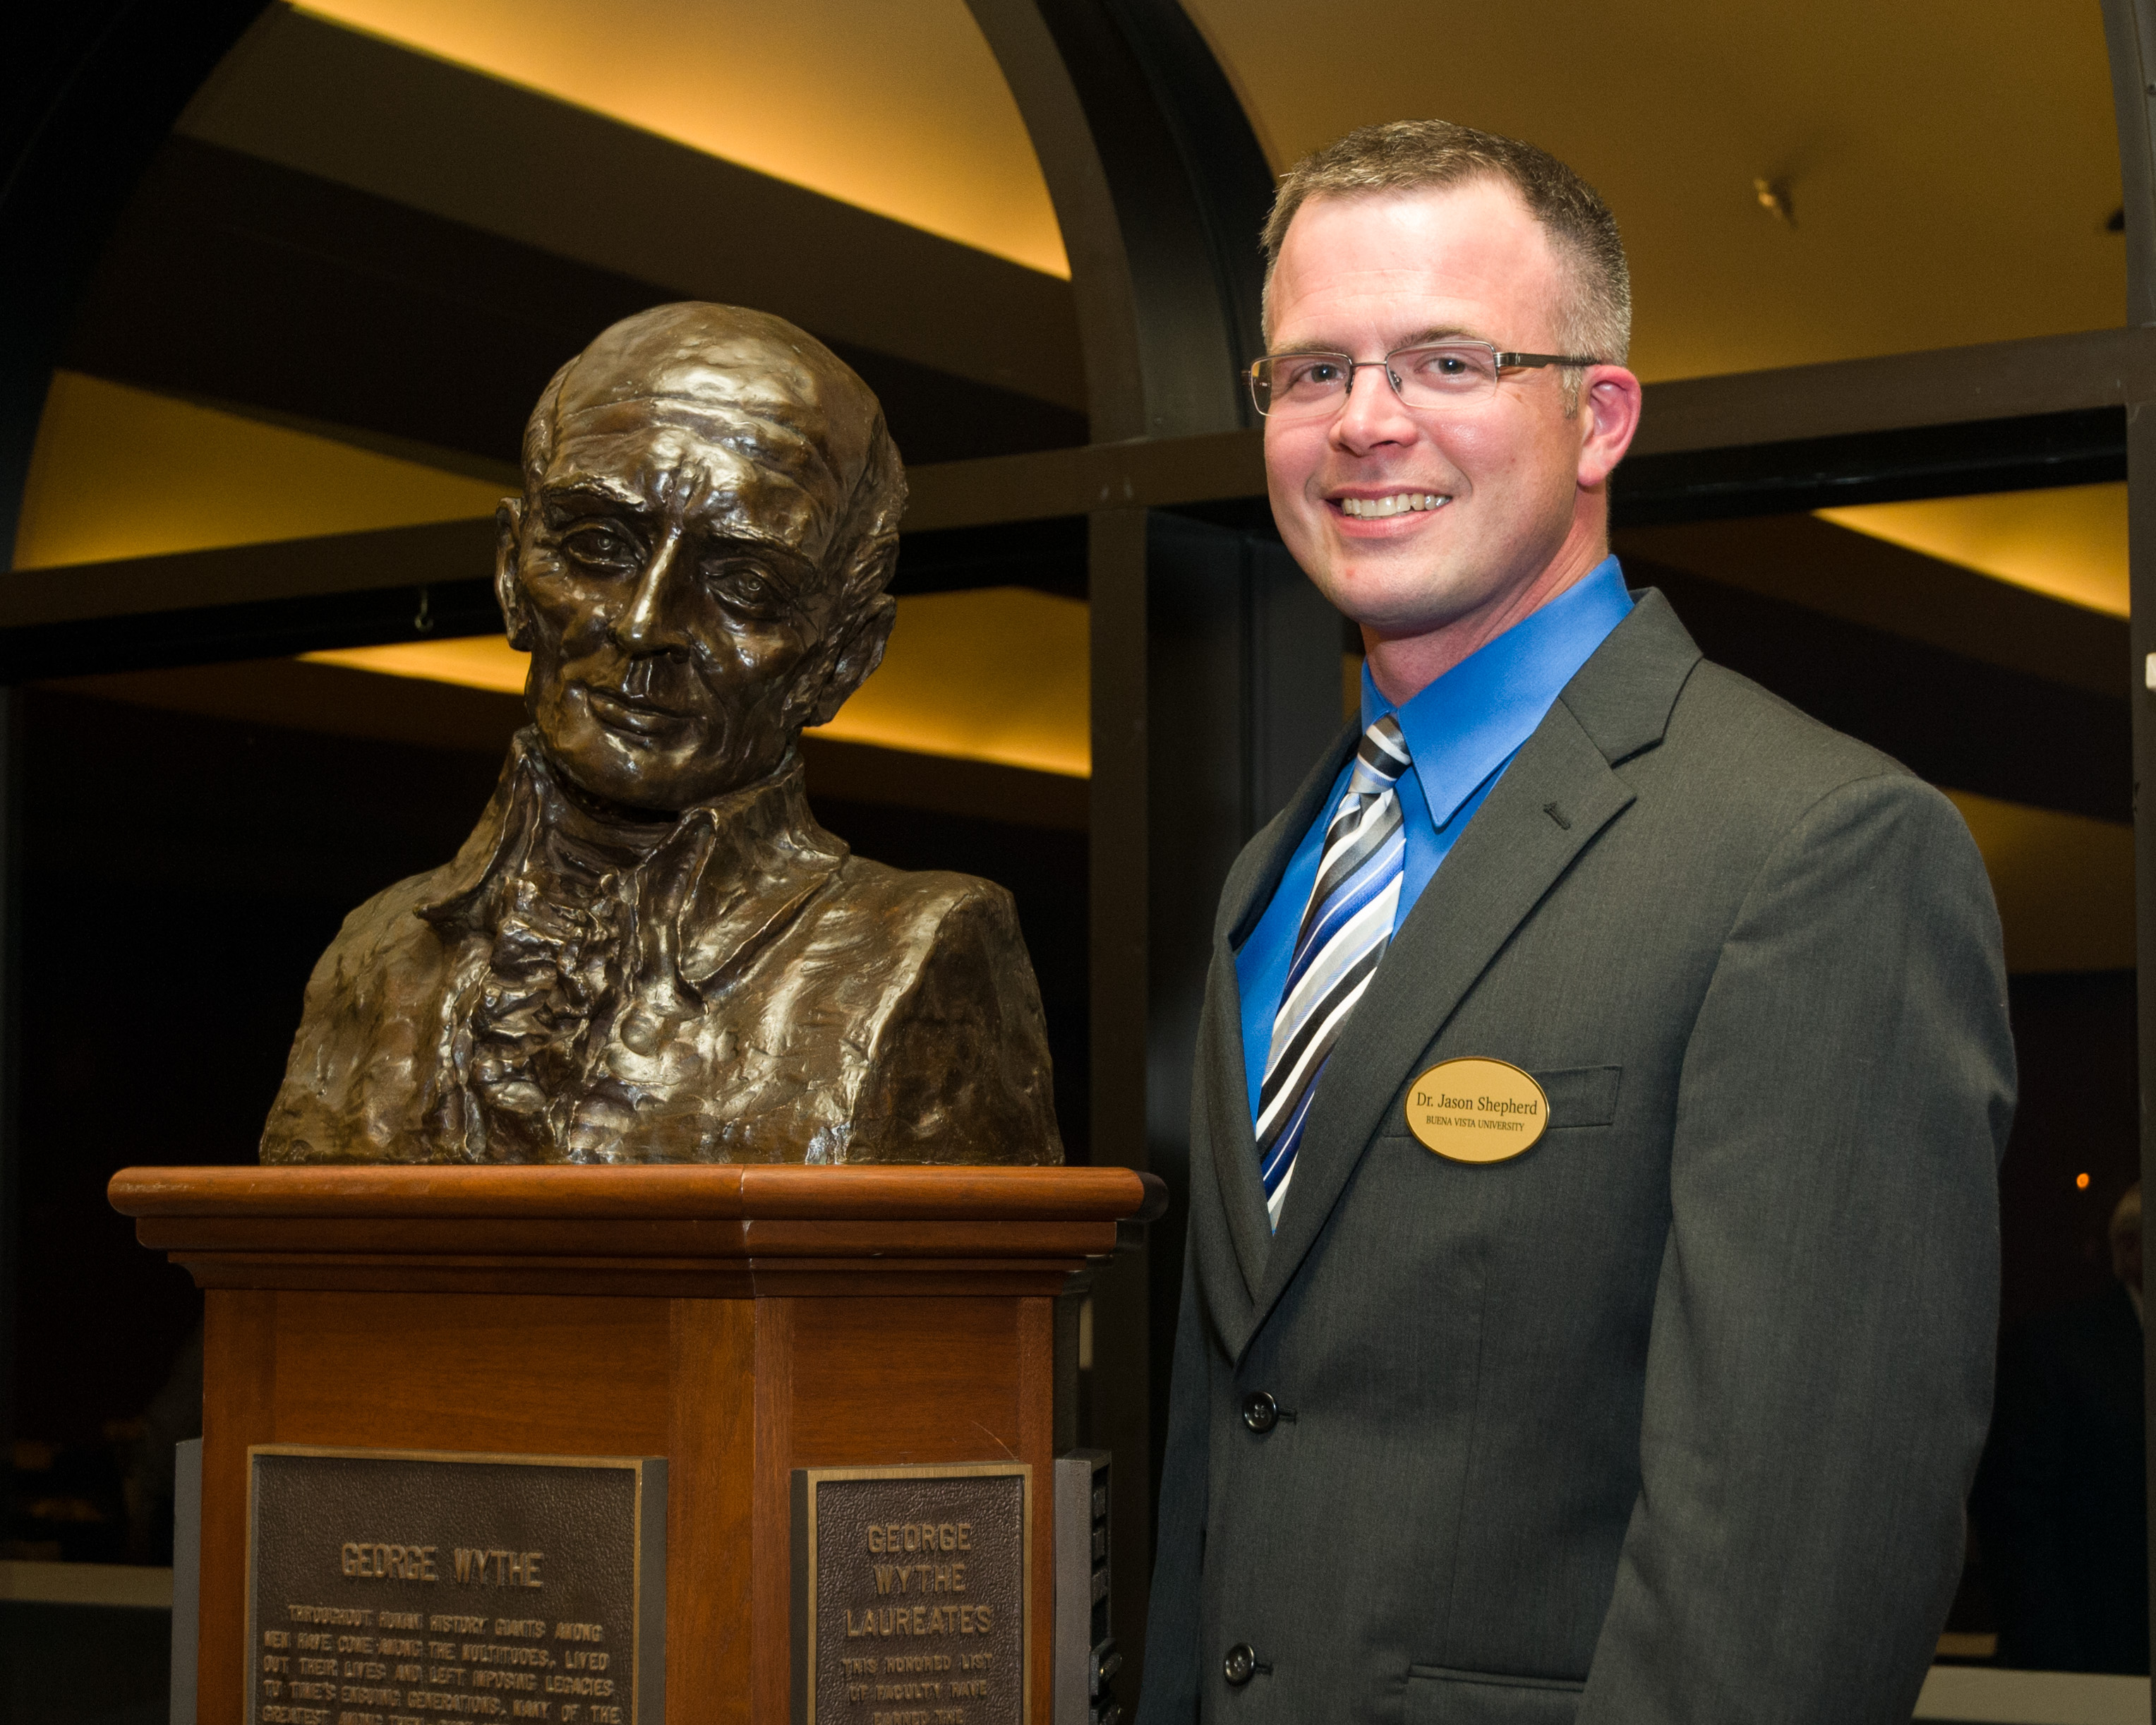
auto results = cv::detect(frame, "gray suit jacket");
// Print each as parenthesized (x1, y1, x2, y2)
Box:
(1137, 591, 2012, 1724)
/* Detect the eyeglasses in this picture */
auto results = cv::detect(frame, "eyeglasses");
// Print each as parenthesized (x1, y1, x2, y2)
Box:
(1246, 339, 1603, 419)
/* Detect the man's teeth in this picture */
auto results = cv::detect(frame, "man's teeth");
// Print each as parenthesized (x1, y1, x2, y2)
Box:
(1340, 493, 1448, 518)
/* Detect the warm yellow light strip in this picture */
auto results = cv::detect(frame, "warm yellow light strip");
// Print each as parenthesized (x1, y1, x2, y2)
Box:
(308, 635, 528, 696)
(305, 587, 1091, 779)
(12, 373, 504, 570)
(294, 0, 1069, 279)
(1819, 484, 2128, 618)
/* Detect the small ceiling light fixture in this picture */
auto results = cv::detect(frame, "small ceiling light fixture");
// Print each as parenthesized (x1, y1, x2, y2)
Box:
(1753, 176, 1795, 227)
(2107, 206, 2127, 233)
(2077, 1172, 2092, 1189)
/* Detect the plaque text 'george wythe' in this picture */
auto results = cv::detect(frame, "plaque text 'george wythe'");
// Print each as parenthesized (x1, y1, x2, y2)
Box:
(247, 1447, 664, 1725)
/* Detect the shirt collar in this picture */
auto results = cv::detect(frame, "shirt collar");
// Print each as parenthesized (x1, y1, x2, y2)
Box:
(1361, 556, 1634, 829)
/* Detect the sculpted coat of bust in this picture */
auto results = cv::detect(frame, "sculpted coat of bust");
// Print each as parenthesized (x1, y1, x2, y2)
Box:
(261, 303, 1061, 1166)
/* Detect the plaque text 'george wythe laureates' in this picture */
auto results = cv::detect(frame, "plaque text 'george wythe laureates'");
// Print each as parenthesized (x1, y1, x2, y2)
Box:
(247, 1447, 664, 1725)
(794, 1465, 1030, 1725)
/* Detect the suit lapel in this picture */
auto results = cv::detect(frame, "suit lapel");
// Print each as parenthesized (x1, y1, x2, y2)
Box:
(1243, 594, 1700, 1347)
(1194, 720, 1360, 1330)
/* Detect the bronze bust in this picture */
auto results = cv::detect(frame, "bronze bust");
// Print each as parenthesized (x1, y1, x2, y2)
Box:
(261, 303, 1061, 1166)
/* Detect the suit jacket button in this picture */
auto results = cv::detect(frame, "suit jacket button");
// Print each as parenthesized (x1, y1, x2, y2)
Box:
(1241, 1391, 1278, 1433)
(1223, 1643, 1258, 1685)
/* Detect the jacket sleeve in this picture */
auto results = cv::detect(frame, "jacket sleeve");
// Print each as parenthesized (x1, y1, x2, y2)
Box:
(1578, 773, 2012, 1724)
(1134, 1239, 1212, 1723)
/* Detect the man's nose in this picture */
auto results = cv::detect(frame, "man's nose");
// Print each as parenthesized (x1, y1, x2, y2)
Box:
(1330, 363, 1419, 453)
(613, 530, 693, 654)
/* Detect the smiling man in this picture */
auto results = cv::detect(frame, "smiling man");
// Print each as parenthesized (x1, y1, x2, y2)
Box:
(1138, 123, 2012, 1722)
(260, 303, 1060, 1166)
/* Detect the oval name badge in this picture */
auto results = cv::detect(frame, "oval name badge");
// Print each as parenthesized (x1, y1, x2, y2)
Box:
(1405, 1057, 1549, 1163)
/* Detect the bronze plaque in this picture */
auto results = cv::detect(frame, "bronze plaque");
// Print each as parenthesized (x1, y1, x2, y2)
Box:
(791, 1462, 1031, 1725)
(246, 1445, 665, 1725)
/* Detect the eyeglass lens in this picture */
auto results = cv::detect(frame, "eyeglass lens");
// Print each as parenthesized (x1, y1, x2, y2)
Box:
(1254, 344, 1502, 416)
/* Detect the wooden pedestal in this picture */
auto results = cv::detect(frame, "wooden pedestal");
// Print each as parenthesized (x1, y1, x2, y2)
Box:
(107, 1163, 1164, 1724)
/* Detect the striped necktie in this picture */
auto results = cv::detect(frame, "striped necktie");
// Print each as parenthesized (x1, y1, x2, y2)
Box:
(1255, 714, 1413, 1231)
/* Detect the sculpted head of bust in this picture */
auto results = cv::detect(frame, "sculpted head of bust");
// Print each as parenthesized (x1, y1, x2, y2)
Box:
(260, 303, 1060, 1167)
(496, 301, 907, 813)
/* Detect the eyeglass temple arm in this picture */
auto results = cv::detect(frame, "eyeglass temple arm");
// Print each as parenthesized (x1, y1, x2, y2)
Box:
(1498, 351, 1606, 369)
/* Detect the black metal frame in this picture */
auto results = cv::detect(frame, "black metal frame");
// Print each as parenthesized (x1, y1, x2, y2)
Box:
(2102, 0, 2156, 1695)
(957, 5, 1286, 1687)
(1613, 407, 2127, 524)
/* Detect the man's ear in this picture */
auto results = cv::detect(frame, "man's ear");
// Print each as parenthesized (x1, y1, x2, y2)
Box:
(1576, 365, 1643, 492)
(805, 594, 897, 726)
(495, 497, 534, 649)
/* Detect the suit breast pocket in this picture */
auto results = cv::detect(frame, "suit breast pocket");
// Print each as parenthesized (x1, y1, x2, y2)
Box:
(1537, 1064, 1621, 1130)
(1404, 1665, 1583, 1725)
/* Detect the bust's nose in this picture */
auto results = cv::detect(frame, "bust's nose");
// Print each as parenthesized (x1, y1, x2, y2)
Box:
(611, 528, 694, 655)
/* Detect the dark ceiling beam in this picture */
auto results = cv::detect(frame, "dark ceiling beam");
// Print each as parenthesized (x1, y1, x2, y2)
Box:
(0, 512, 1096, 684)
(4, 504, 2119, 741)
(7, 337, 2132, 682)
(903, 327, 2150, 532)
(1615, 409, 2122, 522)
(0, 514, 1091, 633)
(1, 521, 495, 632)
(906, 406, 2122, 536)
(1634, 325, 2156, 455)
(0, 581, 502, 685)
(905, 428, 1263, 530)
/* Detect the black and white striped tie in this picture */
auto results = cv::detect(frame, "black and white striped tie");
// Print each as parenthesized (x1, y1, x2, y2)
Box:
(1254, 714, 1412, 1231)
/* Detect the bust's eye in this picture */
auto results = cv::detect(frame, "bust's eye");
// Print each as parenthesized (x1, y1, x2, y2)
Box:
(706, 560, 793, 621)
(560, 522, 639, 570)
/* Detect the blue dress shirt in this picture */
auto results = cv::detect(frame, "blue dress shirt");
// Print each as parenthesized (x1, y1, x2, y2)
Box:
(1234, 557, 1635, 1122)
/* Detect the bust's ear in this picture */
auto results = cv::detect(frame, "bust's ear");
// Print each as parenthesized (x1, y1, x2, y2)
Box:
(805, 593, 897, 727)
(494, 497, 534, 650)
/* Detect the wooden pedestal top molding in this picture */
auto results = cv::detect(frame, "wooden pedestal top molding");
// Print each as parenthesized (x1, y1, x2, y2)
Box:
(108, 1163, 1169, 1298)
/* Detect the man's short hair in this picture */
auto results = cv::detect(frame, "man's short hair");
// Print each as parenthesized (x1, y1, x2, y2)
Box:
(517, 304, 907, 641)
(1261, 119, 1631, 369)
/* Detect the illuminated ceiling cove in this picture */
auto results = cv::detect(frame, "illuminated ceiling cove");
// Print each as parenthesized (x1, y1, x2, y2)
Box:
(1186, 0, 2123, 380)
(13, 373, 505, 570)
(294, 0, 1068, 277)
(1824, 487, 2128, 618)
